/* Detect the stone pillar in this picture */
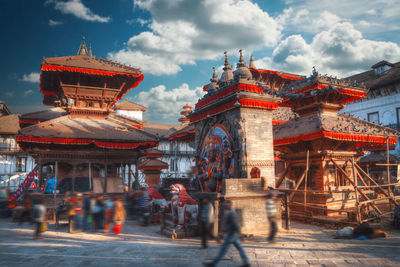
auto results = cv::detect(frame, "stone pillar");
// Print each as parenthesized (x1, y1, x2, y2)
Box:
(223, 178, 281, 236)
(239, 108, 275, 188)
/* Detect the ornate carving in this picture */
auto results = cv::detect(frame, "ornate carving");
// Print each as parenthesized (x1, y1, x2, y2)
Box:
(241, 159, 275, 168)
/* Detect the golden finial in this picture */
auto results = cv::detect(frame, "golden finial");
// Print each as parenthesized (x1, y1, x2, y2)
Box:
(77, 36, 88, 56)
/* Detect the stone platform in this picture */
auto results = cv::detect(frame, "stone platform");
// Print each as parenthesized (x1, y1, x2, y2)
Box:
(223, 178, 281, 236)
(0, 219, 399, 266)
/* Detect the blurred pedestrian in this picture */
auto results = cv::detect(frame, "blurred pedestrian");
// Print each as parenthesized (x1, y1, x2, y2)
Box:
(82, 193, 92, 231)
(203, 200, 250, 267)
(20, 193, 32, 225)
(72, 193, 83, 232)
(112, 196, 126, 235)
(266, 191, 278, 243)
(199, 197, 214, 249)
(103, 195, 113, 233)
(32, 197, 46, 240)
(93, 195, 105, 231)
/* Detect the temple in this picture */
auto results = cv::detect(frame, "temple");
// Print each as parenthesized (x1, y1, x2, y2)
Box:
(16, 39, 158, 197)
(273, 68, 399, 221)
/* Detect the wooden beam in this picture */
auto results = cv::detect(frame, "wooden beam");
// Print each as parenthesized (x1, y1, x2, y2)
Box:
(331, 159, 383, 216)
(275, 163, 290, 188)
(351, 157, 361, 224)
(289, 166, 309, 201)
(354, 163, 398, 206)
(304, 150, 309, 212)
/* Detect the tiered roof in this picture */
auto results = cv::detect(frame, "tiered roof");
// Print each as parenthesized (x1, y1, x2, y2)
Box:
(273, 69, 399, 149)
(18, 113, 157, 150)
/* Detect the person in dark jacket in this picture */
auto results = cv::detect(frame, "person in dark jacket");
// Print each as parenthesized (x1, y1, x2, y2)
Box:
(203, 200, 250, 267)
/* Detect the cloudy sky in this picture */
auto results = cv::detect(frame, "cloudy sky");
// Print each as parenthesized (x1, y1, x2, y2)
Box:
(1, 0, 400, 124)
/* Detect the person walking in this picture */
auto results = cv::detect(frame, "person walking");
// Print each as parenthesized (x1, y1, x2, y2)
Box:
(32, 197, 46, 240)
(112, 196, 126, 235)
(93, 195, 105, 231)
(82, 193, 93, 231)
(103, 195, 113, 233)
(199, 197, 214, 249)
(266, 191, 278, 243)
(203, 200, 250, 267)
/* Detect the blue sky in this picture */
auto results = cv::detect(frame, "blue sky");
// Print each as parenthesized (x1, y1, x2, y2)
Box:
(1, 0, 400, 124)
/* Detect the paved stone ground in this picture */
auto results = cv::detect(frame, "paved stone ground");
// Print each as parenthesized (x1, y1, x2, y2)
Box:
(0, 218, 399, 266)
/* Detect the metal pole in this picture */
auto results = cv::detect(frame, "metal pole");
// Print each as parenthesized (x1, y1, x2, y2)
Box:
(285, 191, 290, 230)
(54, 161, 58, 223)
(88, 162, 92, 191)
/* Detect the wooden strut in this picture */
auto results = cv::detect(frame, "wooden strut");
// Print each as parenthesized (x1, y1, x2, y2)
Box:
(351, 157, 361, 224)
(354, 162, 398, 206)
(275, 163, 290, 188)
(304, 150, 309, 212)
(289, 161, 311, 201)
(330, 159, 383, 216)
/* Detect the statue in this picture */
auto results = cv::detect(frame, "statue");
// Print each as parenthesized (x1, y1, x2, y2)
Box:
(170, 184, 198, 228)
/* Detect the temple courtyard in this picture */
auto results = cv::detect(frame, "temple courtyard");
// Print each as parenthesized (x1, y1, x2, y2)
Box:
(0, 219, 399, 266)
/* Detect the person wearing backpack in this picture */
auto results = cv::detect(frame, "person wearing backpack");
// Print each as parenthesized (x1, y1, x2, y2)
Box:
(32, 197, 46, 240)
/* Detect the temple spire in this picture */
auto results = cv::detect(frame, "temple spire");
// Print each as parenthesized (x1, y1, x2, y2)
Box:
(237, 49, 246, 68)
(249, 54, 255, 68)
(88, 43, 93, 57)
(223, 51, 232, 71)
(210, 67, 218, 83)
(77, 36, 88, 56)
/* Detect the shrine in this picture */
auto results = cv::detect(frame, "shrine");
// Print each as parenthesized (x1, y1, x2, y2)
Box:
(188, 51, 302, 235)
(273, 69, 399, 223)
(16, 39, 158, 196)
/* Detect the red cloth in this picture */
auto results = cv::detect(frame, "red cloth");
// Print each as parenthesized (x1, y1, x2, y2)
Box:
(112, 224, 123, 235)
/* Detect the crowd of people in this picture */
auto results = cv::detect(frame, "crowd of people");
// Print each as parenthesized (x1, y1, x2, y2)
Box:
(4, 187, 282, 267)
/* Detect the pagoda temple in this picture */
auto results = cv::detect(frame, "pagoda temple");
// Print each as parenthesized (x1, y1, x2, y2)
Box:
(17, 39, 158, 194)
(190, 51, 302, 190)
(273, 68, 399, 219)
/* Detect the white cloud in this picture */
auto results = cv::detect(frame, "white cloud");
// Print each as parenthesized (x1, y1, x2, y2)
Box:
(52, 0, 110, 23)
(109, 0, 281, 75)
(278, 8, 342, 33)
(133, 83, 204, 124)
(48, 19, 63, 26)
(5, 92, 13, 97)
(255, 22, 400, 77)
(280, 0, 400, 34)
(24, 90, 33, 97)
(22, 72, 40, 83)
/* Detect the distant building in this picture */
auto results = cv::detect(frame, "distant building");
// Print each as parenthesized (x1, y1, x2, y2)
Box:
(343, 60, 400, 155)
(0, 101, 35, 191)
(113, 100, 146, 121)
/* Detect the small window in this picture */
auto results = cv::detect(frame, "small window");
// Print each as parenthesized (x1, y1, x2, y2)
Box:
(170, 159, 178, 171)
(367, 112, 379, 124)
(16, 157, 27, 172)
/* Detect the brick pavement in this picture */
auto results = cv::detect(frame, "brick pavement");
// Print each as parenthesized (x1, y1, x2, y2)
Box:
(0, 219, 399, 266)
